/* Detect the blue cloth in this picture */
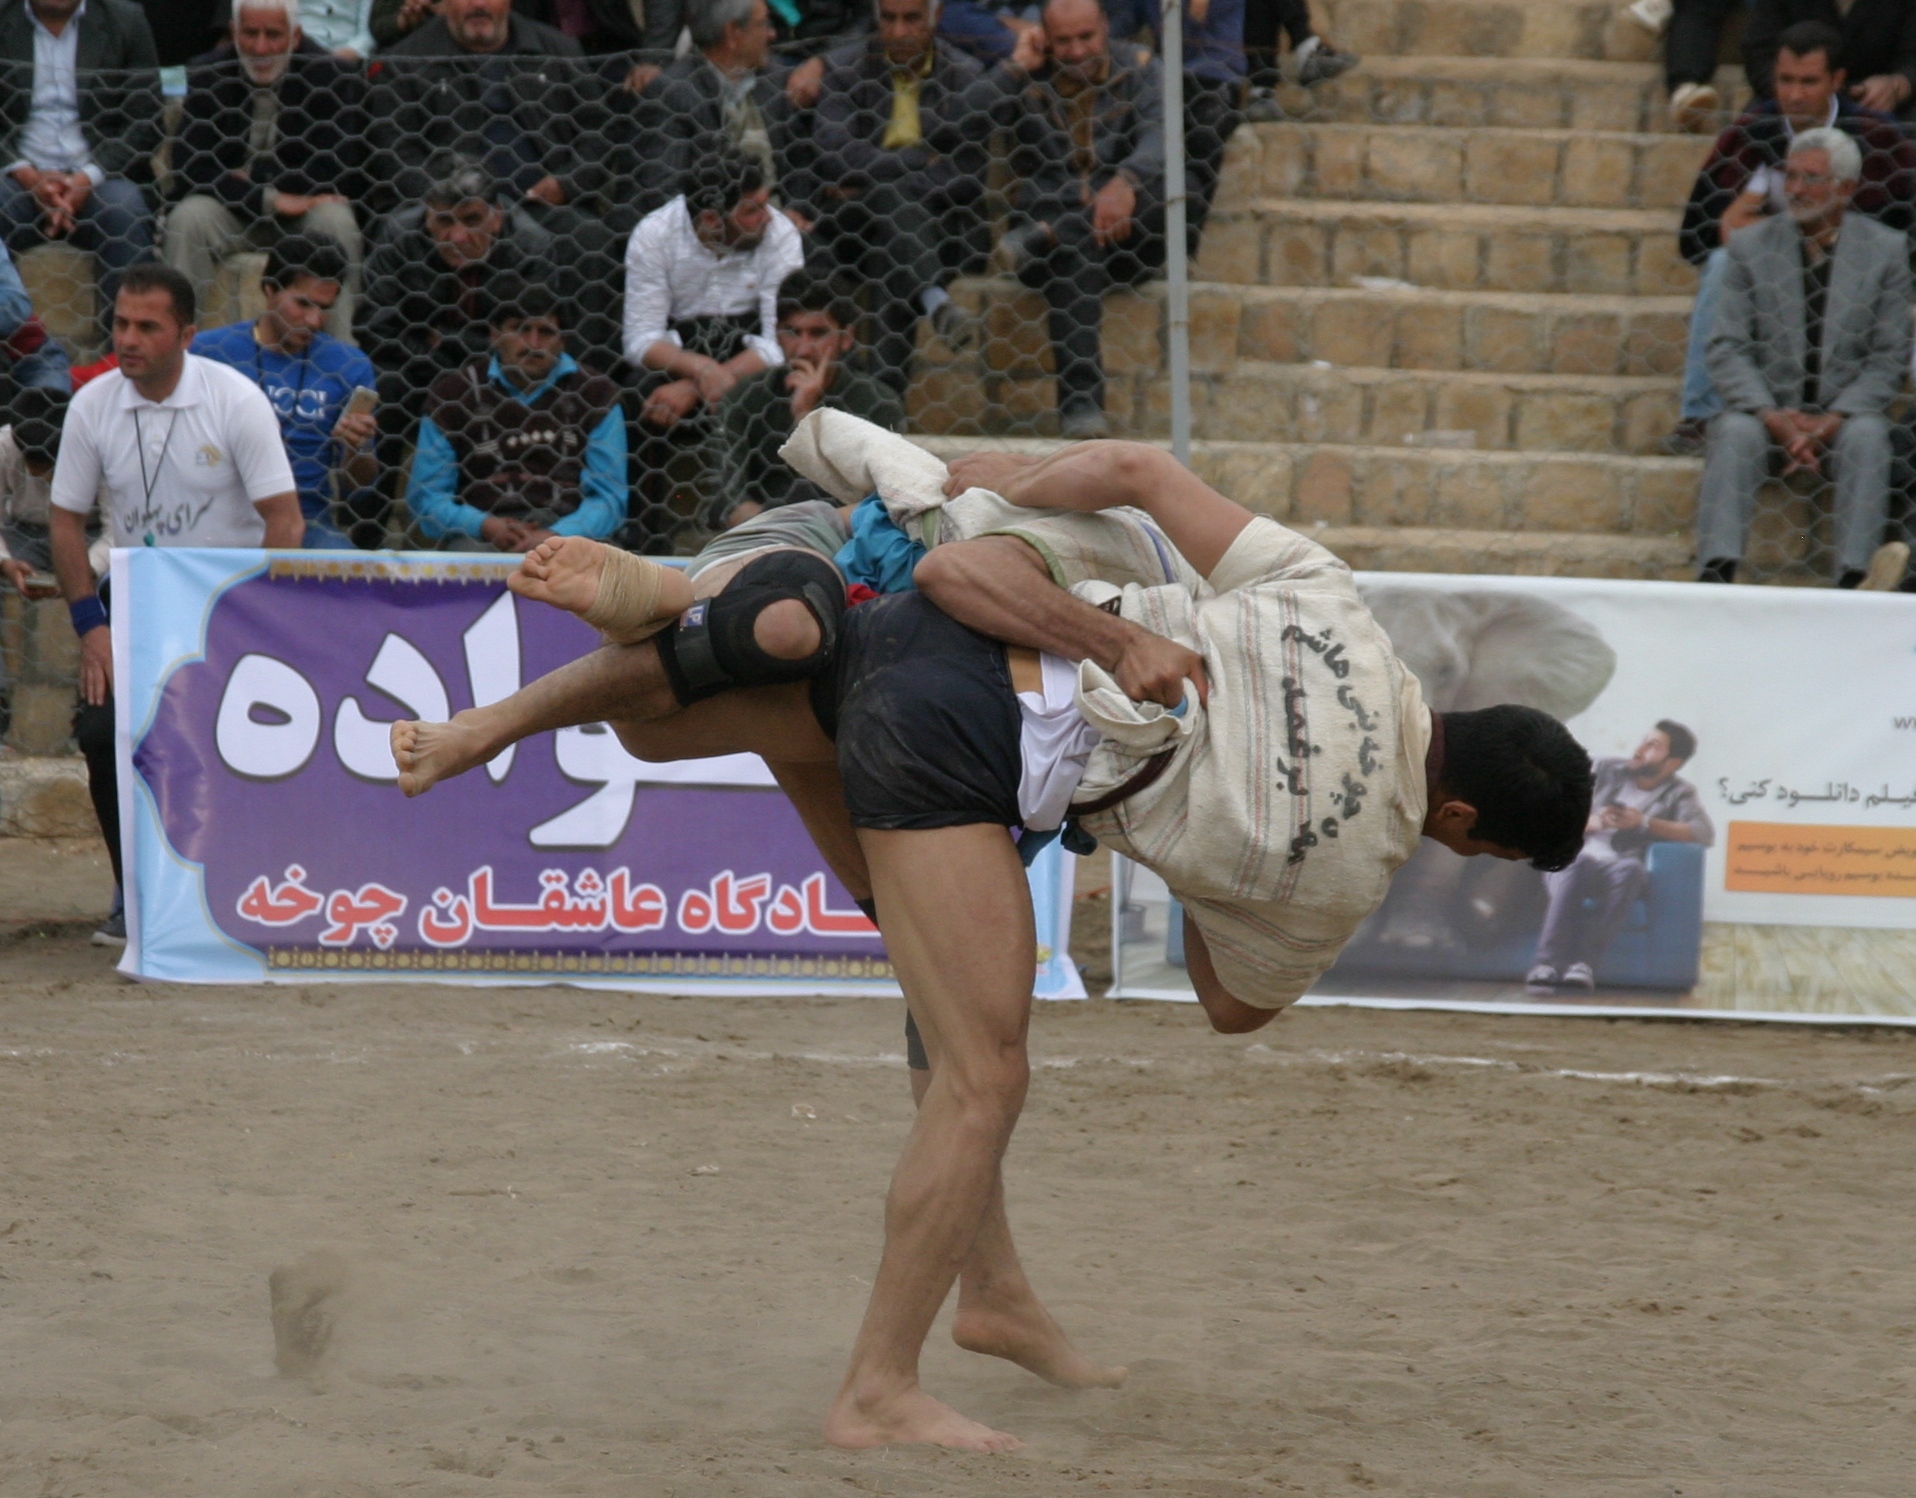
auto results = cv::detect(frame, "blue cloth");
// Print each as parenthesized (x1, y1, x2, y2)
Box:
(406, 353, 627, 543)
(1680, 246, 1729, 422)
(1104, 0, 1247, 81)
(0, 242, 69, 391)
(938, 0, 1037, 61)
(192, 321, 378, 522)
(833, 494, 928, 594)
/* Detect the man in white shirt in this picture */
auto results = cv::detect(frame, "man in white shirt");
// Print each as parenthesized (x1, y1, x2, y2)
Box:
(0, 0, 162, 338)
(623, 144, 804, 542)
(48, 262, 299, 944)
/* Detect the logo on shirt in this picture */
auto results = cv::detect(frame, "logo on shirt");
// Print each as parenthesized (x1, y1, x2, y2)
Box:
(196, 444, 227, 469)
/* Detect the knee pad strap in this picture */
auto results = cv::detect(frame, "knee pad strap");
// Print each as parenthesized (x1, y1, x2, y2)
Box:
(656, 549, 846, 706)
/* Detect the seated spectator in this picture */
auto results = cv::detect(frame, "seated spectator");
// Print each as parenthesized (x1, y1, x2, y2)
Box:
(1670, 22, 1915, 453)
(977, 0, 1165, 438)
(0, 239, 70, 393)
(1103, 0, 1243, 240)
(624, 144, 804, 441)
(0, 384, 65, 738)
(1525, 723, 1713, 996)
(357, 159, 561, 426)
(296, 0, 376, 58)
(629, 0, 809, 225)
(1696, 128, 1910, 587)
(711, 270, 902, 527)
(812, 0, 984, 391)
(193, 234, 379, 548)
(371, 0, 640, 54)
(406, 280, 625, 550)
(1745, 0, 1916, 118)
(0, 0, 161, 340)
(1623, 0, 1738, 133)
(166, 0, 369, 345)
(365, 0, 609, 224)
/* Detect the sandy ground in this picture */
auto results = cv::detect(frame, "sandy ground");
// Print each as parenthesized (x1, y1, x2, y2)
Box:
(5, 839, 1916, 1495)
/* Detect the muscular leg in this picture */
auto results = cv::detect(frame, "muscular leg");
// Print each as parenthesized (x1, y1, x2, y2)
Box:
(905, 1063, 1127, 1389)
(822, 824, 1035, 1452)
(391, 538, 822, 795)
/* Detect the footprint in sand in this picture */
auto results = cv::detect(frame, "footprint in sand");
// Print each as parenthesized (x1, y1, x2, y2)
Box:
(269, 1249, 352, 1375)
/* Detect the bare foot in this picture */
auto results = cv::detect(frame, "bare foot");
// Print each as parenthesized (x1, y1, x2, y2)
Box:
(390, 712, 498, 797)
(823, 1383, 1023, 1453)
(508, 535, 609, 617)
(952, 1302, 1128, 1390)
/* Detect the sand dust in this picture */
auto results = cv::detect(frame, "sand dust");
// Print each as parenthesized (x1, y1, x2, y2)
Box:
(4, 844, 1916, 1494)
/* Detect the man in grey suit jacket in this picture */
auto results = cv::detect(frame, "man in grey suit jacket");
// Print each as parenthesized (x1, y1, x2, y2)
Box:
(0, 0, 161, 337)
(1698, 126, 1911, 586)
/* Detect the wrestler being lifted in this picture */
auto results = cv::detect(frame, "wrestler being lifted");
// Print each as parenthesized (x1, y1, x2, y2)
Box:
(391, 416, 1595, 1454)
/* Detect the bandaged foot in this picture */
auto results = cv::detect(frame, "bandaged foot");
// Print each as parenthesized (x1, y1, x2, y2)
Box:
(509, 537, 691, 644)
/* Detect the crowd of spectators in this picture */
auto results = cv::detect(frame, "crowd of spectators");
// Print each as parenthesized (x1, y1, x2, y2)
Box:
(1671, 19, 1916, 591)
(0, 0, 1365, 564)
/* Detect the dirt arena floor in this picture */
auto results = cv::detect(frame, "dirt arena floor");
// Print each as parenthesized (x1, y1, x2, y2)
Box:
(5, 840, 1916, 1496)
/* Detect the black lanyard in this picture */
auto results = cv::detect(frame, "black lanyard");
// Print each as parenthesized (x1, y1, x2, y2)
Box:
(132, 406, 180, 543)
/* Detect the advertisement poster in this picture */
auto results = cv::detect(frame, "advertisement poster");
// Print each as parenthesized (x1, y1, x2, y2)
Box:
(113, 549, 1082, 999)
(1112, 574, 1916, 1022)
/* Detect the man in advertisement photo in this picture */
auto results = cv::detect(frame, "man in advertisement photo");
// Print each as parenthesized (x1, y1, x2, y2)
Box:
(1526, 720, 1716, 995)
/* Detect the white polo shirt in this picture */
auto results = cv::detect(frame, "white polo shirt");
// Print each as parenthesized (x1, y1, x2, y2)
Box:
(50, 355, 297, 549)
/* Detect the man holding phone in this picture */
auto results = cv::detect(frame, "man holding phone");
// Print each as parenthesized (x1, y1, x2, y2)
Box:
(193, 234, 380, 548)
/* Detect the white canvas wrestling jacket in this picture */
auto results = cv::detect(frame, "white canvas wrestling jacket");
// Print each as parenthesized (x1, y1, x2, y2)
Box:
(781, 410, 1432, 1011)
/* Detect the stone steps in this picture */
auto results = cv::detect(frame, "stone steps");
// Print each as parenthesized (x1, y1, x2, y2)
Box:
(1171, 360, 1676, 455)
(1196, 197, 1693, 297)
(1223, 120, 1710, 212)
(1285, 56, 1750, 133)
(912, 435, 1699, 544)
(939, 278, 1692, 384)
(1316, 0, 1658, 62)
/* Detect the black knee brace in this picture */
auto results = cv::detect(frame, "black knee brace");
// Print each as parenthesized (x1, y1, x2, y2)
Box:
(655, 550, 846, 706)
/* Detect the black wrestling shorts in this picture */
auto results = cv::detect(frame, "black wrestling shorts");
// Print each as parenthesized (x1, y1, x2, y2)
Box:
(821, 590, 1023, 833)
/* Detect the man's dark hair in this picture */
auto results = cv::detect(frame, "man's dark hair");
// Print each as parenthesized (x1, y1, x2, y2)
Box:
(1777, 20, 1844, 73)
(487, 278, 565, 329)
(775, 269, 859, 332)
(685, 145, 766, 218)
(262, 233, 350, 295)
(10, 385, 66, 463)
(118, 263, 196, 327)
(1438, 705, 1593, 872)
(1655, 719, 1698, 764)
(422, 156, 496, 211)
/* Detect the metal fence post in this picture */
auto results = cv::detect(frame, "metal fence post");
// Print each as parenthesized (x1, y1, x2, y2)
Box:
(1160, 0, 1191, 468)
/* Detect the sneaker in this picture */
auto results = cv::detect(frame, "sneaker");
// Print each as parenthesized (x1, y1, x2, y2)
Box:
(1859, 540, 1911, 591)
(991, 221, 1051, 278)
(1244, 84, 1285, 122)
(1292, 39, 1359, 86)
(1059, 405, 1110, 439)
(1669, 81, 1720, 134)
(92, 908, 126, 948)
(1524, 964, 1560, 995)
(1627, 0, 1672, 35)
(1663, 417, 1709, 456)
(929, 298, 980, 353)
(1562, 961, 1596, 991)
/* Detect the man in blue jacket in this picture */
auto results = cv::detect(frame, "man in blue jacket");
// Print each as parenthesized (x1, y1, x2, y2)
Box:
(405, 279, 626, 551)
(194, 234, 380, 548)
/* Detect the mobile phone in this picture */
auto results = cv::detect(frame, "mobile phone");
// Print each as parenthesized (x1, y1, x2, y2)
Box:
(343, 386, 379, 418)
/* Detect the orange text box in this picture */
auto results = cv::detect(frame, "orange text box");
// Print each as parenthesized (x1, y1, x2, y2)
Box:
(1726, 822, 1916, 897)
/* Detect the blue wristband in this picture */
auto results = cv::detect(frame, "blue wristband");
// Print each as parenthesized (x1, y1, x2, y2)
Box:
(68, 595, 107, 637)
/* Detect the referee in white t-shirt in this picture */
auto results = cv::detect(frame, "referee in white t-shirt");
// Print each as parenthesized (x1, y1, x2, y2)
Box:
(49, 264, 300, 945)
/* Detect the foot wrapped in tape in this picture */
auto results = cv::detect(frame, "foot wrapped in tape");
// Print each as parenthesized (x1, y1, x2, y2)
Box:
(510, 537, 691, 645)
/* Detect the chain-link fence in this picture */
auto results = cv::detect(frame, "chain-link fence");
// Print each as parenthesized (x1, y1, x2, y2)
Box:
(3, 1, 1915, 757)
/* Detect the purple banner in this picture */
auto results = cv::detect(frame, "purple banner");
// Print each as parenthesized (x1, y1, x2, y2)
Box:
(130, 555, 887, 985)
